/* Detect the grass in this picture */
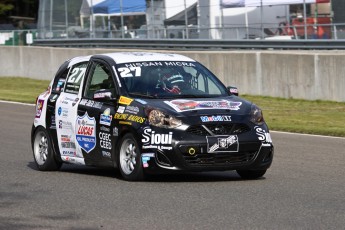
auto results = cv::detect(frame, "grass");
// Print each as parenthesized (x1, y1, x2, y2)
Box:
(1, 77, 344, 137)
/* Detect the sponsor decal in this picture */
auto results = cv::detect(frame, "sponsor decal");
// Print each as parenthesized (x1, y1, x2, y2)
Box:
(206, 135, 239, 153)
(35, 99, 44, 118)
(119, 121, 132, 125)
(60, 96, 75, 105)
(135, 99, 147, 105)
(59, 120, 73, 130)
(141, 153, 155, 168)
(100, 108, 112, 126)
(75, 112, 96, 153)
(255, 126, 272, 144)
(114, 113, 146, 124)
(117, 106, 125, 113)
(100, 126, 110, 132)
(60, 156, 85, 165)
(99, 132, 112, 150)
(56, 79, 65, 92)
(94, 91, 112, 99)
(125, 106, 139, 114)
(165, 100, 242, 112)
(57, 107, 69, 117)
(200, 115, 232, 122)
(118, 96, 133, 105)
(50, 94, 58, 103)
(50, 115, 56, 129)
(142, 127, 173, 150)
(79, 99, 103, 109)
(124, 62, 195, 68)
(102, 150, 111, 158)
(113, 127, 119, 136)
(72, 98, 79, 107)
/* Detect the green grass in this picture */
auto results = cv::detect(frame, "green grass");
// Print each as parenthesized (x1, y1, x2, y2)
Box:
(0, 77, 50, 103)
(1, 77, 345, 137)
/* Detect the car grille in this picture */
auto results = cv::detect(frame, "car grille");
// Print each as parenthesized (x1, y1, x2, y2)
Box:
(186, 123, 250, 136)
(183, 151, 257, 166)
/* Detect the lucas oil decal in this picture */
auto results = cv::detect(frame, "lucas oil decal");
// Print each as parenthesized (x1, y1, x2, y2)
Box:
(76, 112, 96, 153)
(142, 127, 173, 150)
(206, 135, 239, 153)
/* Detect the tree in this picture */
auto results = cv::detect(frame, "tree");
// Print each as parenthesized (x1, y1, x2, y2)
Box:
(0, 0, 14, 15)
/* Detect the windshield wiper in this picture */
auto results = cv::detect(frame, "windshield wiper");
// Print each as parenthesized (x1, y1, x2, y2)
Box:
(128, 92, 157, 99)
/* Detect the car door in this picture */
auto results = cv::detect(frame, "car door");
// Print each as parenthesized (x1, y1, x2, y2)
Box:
(77, 59, 118, 166)
(55, 61, 88, 165)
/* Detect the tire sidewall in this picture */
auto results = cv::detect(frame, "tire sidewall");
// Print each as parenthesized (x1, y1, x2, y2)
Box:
(33, 127, 61, 171)
(117, 133, 144, 181)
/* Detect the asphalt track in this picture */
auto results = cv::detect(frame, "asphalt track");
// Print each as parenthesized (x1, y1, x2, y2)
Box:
(0, 101, 344, 230)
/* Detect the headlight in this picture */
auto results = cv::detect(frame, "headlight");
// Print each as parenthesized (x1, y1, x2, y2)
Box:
(250, 104, 265, 125)
(148, 109, 182, 128)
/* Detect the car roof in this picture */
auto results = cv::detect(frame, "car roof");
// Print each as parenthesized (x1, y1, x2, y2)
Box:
(99, 52, 196, 64)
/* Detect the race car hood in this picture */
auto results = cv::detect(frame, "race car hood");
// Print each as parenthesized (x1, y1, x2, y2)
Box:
(134, 96, 253, 122)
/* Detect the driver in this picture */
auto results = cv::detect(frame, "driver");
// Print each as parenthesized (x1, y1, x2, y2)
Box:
(158, 70, 191, 94)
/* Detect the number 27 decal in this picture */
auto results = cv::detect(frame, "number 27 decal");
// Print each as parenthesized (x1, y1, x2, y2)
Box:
(118, 67, 142, 77)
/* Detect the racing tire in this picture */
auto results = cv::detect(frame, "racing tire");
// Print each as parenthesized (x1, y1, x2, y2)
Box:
(33, 127, 62, 171)
(118, 133, 144, 181)
(236, 169, 267, 180)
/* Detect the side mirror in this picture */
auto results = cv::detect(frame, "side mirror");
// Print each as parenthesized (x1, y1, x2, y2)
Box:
(227, 86, 239, 96)
(93, 89, 115, 101)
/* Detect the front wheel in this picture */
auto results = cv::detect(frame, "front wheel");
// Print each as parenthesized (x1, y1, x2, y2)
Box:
(33, 127, 62, 171)
(118, 133, 144, 181)
(236, 169, 267, 180)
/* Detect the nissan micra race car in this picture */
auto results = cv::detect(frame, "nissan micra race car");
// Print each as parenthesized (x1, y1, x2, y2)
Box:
(31, 52, 273, 181)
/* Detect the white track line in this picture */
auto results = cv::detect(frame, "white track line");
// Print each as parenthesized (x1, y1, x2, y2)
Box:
(0, 100, 35, 106)
(0, 100, 344, 139)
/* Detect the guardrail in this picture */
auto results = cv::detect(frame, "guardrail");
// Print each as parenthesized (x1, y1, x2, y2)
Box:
(33, 38, 345, 50)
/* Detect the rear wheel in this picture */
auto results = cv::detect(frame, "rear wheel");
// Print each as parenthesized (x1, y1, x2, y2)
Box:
(236, 169, 267, 180)
(33, 127, 62, 171)
(118, 133, 144, 181)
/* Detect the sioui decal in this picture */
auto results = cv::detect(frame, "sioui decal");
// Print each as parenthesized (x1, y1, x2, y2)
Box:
(255, 126, 272, 144)
(99, 132, 112, 150)
(35, 99, 44, 118)
(118, 96, 133, 105)
(142, 127, 173, 150)
(75, 112, 96, 153)
(165, 100, 242, 112)
(206, 135, 239, 153)
(100, 108, 112, 126)
(113, 127, 119, 136)
(200, 115, 231, 122)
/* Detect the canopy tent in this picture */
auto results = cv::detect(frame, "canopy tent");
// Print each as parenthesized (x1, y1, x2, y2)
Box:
(164, 3, 198, 26)
(80, 0, 146, 16)
(220, 0, 329, 8)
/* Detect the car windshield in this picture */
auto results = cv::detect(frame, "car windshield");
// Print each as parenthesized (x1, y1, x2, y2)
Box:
(116, 61, 229, 98)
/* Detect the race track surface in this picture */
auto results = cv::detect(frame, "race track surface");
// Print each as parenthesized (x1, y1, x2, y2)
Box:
(0, 101, 344, 229)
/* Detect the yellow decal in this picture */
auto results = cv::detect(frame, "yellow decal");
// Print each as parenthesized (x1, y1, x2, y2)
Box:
(119, 96, 133, 105)
(127, 115, 146, 124)
(114, 113, 128, 120)
(119, 121, 132, 125)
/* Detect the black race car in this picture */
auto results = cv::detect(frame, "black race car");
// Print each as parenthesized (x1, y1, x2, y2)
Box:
(31, 52, 273, 181)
